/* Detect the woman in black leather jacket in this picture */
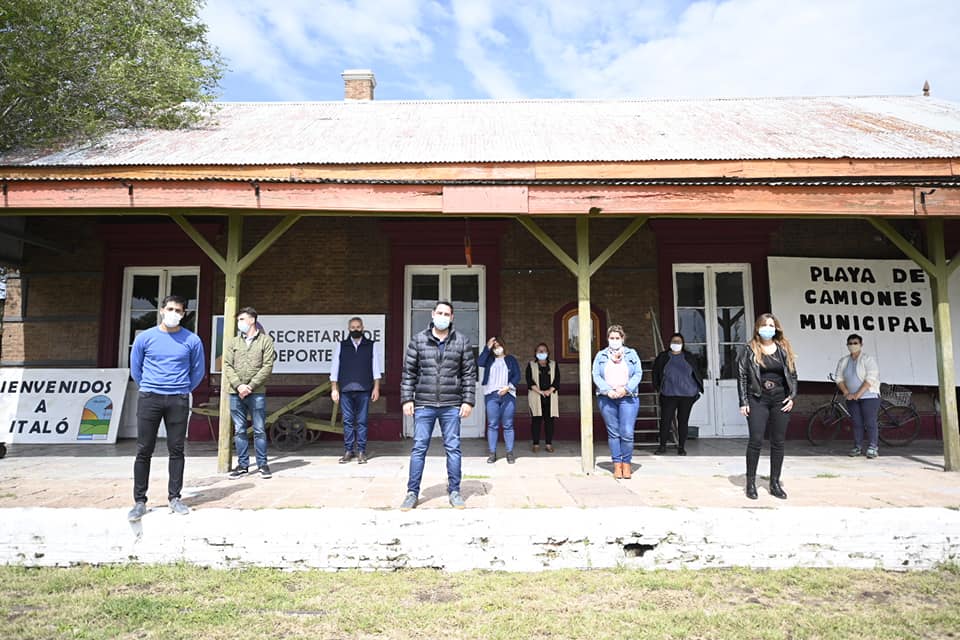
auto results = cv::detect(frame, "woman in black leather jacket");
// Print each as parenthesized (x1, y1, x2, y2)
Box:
(737, 313, 798, 501)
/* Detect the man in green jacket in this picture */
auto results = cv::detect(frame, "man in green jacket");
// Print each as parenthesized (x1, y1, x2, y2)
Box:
(224, 307, 277, 478)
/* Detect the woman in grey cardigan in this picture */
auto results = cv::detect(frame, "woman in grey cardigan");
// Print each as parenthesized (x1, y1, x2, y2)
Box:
(834, 333, 881, 459)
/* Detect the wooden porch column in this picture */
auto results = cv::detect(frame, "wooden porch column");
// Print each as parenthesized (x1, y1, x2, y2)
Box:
(517, 216, 647, 473)
(172, 213, 302, 473)
(868, 217, 960, 471)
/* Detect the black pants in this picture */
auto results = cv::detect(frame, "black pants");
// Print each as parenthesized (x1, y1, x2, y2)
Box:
(133, 391, 190, 504)
(531, 396, 555, 445)
(745, 388, 790, 480)
(659, 394, 696, 448)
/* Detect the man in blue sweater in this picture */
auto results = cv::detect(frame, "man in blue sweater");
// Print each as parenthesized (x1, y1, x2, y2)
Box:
(127, 295, 206, 522)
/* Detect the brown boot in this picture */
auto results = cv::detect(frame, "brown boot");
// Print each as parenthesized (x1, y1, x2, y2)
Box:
(613, 462, 624, 479)
(622, 462, 632, 480)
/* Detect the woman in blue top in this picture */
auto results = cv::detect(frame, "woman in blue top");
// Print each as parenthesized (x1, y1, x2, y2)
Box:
(592, 325, 644, 479)
(477, 336, 522, 464)
(651, 332, 703, 456)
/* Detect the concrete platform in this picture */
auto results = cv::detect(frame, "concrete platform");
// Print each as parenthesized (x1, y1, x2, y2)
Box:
(1, 439, 959, 571)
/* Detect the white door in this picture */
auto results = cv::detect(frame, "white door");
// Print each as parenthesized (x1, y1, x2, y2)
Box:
(403, 266, 485, 438)
(674, 264, 753, 437)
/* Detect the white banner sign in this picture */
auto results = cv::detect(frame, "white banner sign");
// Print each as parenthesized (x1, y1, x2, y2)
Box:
(1, 368, 129, 444)
(211, 315, 386, 374)
(768, 257, 960, 385)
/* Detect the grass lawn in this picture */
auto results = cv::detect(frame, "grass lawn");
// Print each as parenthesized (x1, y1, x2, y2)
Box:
(1, 564, 958, 639)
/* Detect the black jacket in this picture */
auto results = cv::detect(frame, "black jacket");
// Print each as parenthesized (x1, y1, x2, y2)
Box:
(400, 325, 477, 408)
(651, 350, 704, 396)
(736, 343, 799, 406)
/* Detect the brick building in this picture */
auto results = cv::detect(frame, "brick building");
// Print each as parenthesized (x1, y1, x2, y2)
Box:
(2, 71, 959, 470)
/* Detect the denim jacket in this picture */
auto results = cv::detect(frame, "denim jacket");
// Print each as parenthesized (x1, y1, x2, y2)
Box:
(592, 346, 644, 396)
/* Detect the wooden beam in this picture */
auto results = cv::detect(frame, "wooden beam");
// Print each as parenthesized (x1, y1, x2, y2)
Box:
(515, 216, 578, 275)
(217, 214, 243, 474)
(236, 214, 301, 274)
(589, 216, 648, 277)
(170, 213, 227, 272)
(866, 218, 936, 275)
(576, 216, 595, 474)
(926, 219, 960, 472)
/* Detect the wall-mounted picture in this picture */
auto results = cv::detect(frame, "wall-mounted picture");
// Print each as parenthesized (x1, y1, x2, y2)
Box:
(556, 303, 605, 363)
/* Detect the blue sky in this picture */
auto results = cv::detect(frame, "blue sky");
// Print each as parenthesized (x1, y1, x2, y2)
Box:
(201, 0, 960, 103)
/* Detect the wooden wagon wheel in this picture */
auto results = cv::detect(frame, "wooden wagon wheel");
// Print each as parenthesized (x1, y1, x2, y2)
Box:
(270, 414, 306, 451)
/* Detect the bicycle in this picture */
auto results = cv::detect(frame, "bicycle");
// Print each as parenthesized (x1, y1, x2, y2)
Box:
(806, 374, 921, 446)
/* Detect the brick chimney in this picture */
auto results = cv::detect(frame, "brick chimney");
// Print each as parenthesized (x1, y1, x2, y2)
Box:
(342, 69, 376, 100)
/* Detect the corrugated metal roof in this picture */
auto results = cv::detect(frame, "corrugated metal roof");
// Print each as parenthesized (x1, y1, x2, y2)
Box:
(3, 95, 960, 166)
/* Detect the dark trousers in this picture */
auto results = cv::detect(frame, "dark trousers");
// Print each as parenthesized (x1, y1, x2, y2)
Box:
(659, 394, 696, 448)
(745, 389, 790, 480)
(531, 395, 555, 444)
(133, 391, 190, 504)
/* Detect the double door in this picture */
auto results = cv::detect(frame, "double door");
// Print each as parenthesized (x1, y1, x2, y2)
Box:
(673, 264, 753, 437)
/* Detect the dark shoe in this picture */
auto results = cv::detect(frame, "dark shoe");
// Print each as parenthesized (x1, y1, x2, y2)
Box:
(654, 445, 667, 455)
(169, 498, 190, 515)
(745, 476, 758, 500)
(228, 466, 249, 479)
(506, 452, 516, 464)
(357, 452, 368, 464)
(769, 479, 788, 500)
(400, 491, 418, 511)
(338, 452, 354, 464)
(847, 446, 862, 457)
(545, 444, 554, 453)
(127, 502, 147, 522)
(677, 448, 687, 456)
(532, 443, 540, 453)
(487, 453, 496, 464)
(258, 465, 272, 479)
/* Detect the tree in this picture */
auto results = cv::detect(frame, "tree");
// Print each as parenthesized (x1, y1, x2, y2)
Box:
(0, 0, 224, 152)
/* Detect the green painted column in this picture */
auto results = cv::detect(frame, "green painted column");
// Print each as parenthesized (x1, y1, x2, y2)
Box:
(217, 214, 243, 473)
(576, 217, 595, 473)
(927, 219, 960, 471)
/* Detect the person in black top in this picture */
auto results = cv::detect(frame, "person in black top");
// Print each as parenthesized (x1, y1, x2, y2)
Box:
(737, 313, 799, 501)
(651, 333, 703, 455)
(526, 342, 559, 453)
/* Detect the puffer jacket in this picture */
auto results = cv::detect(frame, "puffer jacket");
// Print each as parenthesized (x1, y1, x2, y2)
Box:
(400, 325, 477, 407)
(736, 343, 798, 406)
(223, 331, 276, 395)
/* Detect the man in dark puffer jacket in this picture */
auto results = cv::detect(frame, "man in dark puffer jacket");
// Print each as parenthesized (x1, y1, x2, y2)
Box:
(399, 300, 477, 511)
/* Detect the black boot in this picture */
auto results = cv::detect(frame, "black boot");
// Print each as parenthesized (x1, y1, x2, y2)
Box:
(769, 477, 788, 499)
(654, 445, 667, 455)
(745, 476, 758, 500)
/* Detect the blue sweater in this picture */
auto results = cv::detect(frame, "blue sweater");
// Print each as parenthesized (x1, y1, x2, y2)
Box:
(131, 326, 206, 394)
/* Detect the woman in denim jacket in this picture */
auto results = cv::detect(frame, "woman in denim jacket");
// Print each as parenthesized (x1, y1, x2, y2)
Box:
(592, 325, 644, 479)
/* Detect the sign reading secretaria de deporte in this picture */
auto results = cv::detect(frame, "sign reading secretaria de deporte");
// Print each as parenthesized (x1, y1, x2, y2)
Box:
(768, 257, 960, 385)
(0, 369, 129, 444)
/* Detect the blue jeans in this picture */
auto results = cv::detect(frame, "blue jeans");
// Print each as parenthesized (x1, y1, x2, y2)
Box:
(340, 390, 371, 453)
(407, 405, 462, 495)
(599, 395, 639, 464)
(846, 396, 880, 449)
(485, 392, 516, 453)
(231, 393, 268, 468)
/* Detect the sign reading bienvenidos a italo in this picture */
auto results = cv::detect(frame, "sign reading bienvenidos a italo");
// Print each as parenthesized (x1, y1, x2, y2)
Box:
(0, 369, 129, 444)
(768, 257, 960, 386)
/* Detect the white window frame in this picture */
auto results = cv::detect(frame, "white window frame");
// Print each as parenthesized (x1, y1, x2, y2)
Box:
(118, 266, 200, 367)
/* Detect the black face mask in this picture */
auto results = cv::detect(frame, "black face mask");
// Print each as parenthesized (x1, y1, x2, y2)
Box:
(350, 330, 364, 339)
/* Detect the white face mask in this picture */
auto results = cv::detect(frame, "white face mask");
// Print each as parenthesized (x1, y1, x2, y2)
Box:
(432, 315, 451, 330)
(493, 347, 504, 356)
(847, 344, 862, 355)
(608, 338, 623, 351)
(670, 343, 683, 353)
(536, 352, 548, 361)
(238, 321, 251, 334)
(162, 310, 182, 328)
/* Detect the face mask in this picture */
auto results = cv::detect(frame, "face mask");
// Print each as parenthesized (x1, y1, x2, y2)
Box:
(162, 310, 182, 328)
(493, 347, 504, 356)
(758, 326, 776, 340)
(350, 330, 363, 340)
(536, 352, 548, 361)
(433, 315, 451, 330)
(847, 344, 861, 354)
(237, 321, 251, 334)
(670, 343, 683, 353)
(608, 339, 623, 351)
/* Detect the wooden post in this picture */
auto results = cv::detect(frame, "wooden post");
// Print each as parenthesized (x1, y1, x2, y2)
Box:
(927, 219, 960, 471)
(217, 214, 243, 473)
(576, 217, 595, 473)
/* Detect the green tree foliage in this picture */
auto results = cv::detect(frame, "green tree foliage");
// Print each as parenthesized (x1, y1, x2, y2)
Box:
(0, 0, 224, 152)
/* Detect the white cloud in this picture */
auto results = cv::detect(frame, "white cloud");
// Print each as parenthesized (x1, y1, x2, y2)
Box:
(450, 0, 523, 97)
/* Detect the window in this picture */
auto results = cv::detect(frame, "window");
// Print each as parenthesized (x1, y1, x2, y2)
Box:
(118, 267, 199, 367)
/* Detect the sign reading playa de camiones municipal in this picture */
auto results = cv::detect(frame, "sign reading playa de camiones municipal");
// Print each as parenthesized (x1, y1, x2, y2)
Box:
(0, 369, 129, 444)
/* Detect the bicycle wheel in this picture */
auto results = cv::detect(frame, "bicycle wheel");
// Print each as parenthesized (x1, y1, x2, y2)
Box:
(878, 402, 921, 447)
(807, 405, 846, 446)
